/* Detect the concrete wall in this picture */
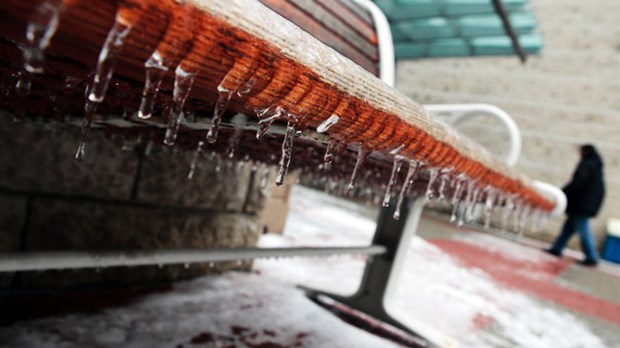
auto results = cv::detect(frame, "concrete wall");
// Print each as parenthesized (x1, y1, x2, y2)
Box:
(396, 0, 620, 249)
(0, 112, 268, 289)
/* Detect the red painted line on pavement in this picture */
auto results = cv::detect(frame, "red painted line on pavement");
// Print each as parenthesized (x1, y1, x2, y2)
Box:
(430, 239, 620, 326)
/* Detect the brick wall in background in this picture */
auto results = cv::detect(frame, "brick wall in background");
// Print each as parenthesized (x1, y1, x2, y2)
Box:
(396, 0, 620, 248)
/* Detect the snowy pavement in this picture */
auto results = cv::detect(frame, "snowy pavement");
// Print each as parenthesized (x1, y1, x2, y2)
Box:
(1, 185, 619, 347)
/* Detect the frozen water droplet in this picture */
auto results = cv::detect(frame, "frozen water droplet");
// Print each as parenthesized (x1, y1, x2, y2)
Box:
(187, 141, 204, 180)
(424, 168, 439, 201)
(206, 87, 232, 144)
(347, 146, 370, 191)
(21, 0, 64, 74)
(164, 66, 195, 146)
(138, 51, 168, 119)
(382, 155, 404, 207)
(317, 115, 339, 133)
(394, 160, 421, 220)
(75, 99, 98, 161)
(275, 116, 298, 186)
(88, 16, 131, 103)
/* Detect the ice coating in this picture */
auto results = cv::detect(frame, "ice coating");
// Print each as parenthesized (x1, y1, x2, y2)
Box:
(138, 51, 169, 119)
(88, 15, 131, 103)
(164, 66, 195, 146)
(317, 115, 339, 133)
(382, 155, 405, 207)
(394, 160, 421, 220)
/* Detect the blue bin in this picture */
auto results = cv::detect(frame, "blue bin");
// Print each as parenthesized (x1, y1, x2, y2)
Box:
(602, 235, 620, 264)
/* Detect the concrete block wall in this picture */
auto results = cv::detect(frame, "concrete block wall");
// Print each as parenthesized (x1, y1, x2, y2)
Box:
(396, 0, 620, 249)
(0, 112, 268, 289)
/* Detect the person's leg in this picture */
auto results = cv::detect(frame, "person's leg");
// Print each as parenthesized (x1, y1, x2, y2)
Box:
(549, 216, 576, 255)
(574, 216, 599, 263)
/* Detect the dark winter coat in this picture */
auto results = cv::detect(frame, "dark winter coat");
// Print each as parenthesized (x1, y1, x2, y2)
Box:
(563, 148, 605, 217)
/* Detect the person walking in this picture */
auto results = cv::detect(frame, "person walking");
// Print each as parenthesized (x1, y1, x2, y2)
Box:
(546, 144, 605, 266)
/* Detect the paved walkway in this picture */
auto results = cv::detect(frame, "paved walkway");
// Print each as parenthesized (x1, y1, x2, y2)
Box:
(417, 214, 620, 346)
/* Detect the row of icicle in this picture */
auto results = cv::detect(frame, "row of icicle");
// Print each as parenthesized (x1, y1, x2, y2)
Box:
(16, 0, 549, 231)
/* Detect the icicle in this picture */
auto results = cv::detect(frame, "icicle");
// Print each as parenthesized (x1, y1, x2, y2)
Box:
(424, 167, 439, 201)
(450, 176, 466, 223)
(512, 199, 524, 232)
(187, 141, 204, 180)
(88, 16, 132, 103)
(275, 117, 298, 186)
(437, 172, 450, 201)
(483, 187, 497, 230)
(347, 146, 370, 192)
(501, 194, 515, 232)
(458, 180, 477, 226)
(382, 155, 405, 207)
(394, 160, 421, 220)
(164, 66, 195, 146)
(465, 186, 482, 223)
(516, 203, 531, 239)
(323, 137, 339, 171)
(256, 107, 284, 139)
(184, 263, 190, 269)
(138, 51, 168, 119)
(206, 79, 235, 143)
(21, 0, 64, 74)
(389, 144, 405, 155)
(236, 78, 256, 98)
(14, 72, 31, 97)
(74, 100, 97, 161)
(316, 115, 339, 133)
(260, 166, 270, 190)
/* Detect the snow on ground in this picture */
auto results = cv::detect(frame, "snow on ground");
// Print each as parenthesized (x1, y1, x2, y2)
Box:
(0, 185, 610, 348)
(255, 185, 607, 348)
(0, 273, 398, 348)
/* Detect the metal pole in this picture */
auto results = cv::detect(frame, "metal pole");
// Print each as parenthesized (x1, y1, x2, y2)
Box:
(492, 0, 527, 63)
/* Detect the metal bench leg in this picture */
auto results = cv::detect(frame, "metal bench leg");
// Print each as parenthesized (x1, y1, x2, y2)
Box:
(302, 196, 437, 347)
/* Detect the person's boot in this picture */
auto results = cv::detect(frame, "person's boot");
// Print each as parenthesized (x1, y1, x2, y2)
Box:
(577, 259, 598, 267)
(544, 248, 562, 257)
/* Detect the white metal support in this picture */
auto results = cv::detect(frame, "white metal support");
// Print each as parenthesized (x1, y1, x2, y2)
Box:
(352, 0, 395, 87)
(0, 246, 386, 272)
(424, 103, 522, 167)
